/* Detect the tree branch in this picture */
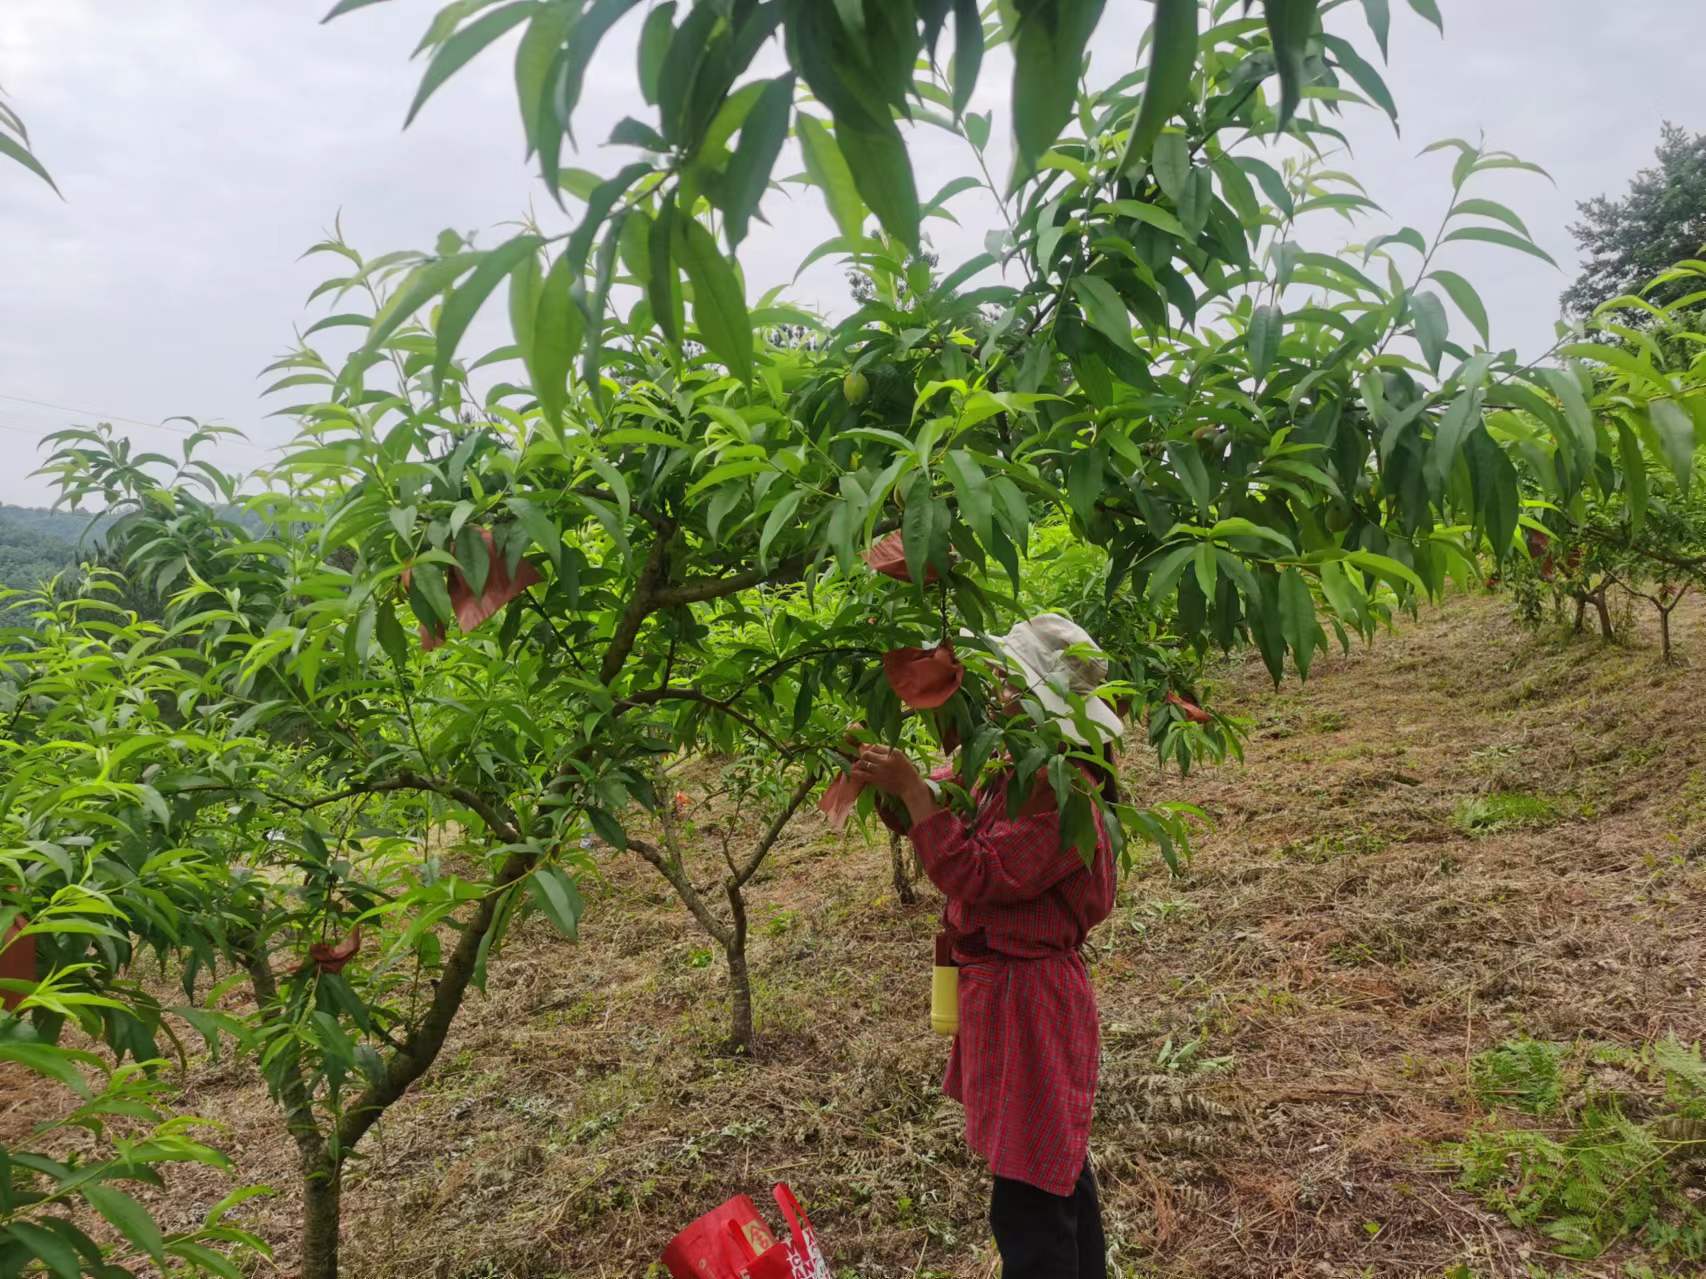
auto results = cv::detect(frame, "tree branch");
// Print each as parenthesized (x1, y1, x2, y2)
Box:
(616, 688, 791, 756)
(733, 770, 819, 887)
(600, 526, 675, 684)
(630, 835, 730, 948)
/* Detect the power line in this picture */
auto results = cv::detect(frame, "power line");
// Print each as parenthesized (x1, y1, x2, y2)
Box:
(0, 391, 198, 435)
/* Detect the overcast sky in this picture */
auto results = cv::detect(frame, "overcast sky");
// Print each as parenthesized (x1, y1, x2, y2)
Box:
(2, 1, 1702, 508)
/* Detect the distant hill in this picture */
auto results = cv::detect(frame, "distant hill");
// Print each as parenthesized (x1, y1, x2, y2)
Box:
(0, 504, 109, 597)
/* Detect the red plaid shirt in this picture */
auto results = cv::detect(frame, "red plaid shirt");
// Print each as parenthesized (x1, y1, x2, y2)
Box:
(894, 768, 1114, 1196)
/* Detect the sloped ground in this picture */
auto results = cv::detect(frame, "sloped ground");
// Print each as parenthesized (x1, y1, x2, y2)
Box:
(9, 591, 1706, 1277)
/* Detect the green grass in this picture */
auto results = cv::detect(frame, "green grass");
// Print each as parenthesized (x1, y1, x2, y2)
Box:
(1453, 791, 1564, 835)
(1449, 1038, 1706, 1263)
(1471, 1039, 1569, 1115)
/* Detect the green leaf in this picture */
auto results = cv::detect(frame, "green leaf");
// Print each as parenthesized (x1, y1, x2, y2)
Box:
(506, 496, 562, 568)
(1265, 0, 1319, 131)
(83, 1184, 167, 1263)
(1410, 289, 1448, 372)
(434, 233, 544, 390)
(455, 521, 490, 597)
(515, 3, 571, 159)
(1650, 399, 1696, 489)
(1360, 0, 1391, 59)
(1321, 34, 1397, 130)
(411, 562, 456, 628)
(642, 201, 680, 345)
(1407, 0, 1444, 34)
(797, 113, 866, 240)
(527, 866, 584, 939)
(759, 488, 807, 569)
(1118, 0, 1198, 175)
(1151, 131, 1190, 202)
(1072, 277, 1138, 357)
(375, 599, 409, 668)
(1011, 0, 1107, 178)
(637, 1, 676, 105)
(943, 449, 994, 547)
(1441, 226, 1558, 268)
(835, 116, 922, 251)
(675, 216, 753, 383)
(1427, 268, 1490, 346)
(0, 131, 60, 197)
(722, 74, 795, 249)
(1429, 389, 1481, 491)
(529, 249, 586, 425)
(6, 1222, 82, 1279)
(322, 0, 393, 18)
(362, 254, 479, 356)
(951, 0, 985, 114)
(902, 472, 935, 587)
(405, 2, 536, 127)
(1279, 567, 1318, 677)
(1450, 196, 1532, 238)
(1248, 303, 1282, 382)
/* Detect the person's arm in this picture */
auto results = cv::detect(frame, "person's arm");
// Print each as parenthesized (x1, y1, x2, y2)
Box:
(855, 745, 1091, 905)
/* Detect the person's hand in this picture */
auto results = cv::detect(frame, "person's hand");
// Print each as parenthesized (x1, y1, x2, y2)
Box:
(853, 743, 922, 797)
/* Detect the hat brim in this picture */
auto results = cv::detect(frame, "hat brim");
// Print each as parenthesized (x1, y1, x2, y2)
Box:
(976, 630, 1125, 746)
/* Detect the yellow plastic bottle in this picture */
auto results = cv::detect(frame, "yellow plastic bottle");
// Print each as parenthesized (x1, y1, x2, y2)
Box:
(930, 933, 958, 1036)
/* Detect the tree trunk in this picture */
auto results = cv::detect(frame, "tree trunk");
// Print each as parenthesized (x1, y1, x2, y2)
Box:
(890, 829, 917, 905)
(1660, 607, 1673, 662)
(300, 1156, 343, 1279)
(1594, 589, 1614, 639)
(724, 881, 753, 1054)
(1573, 595, 1587, 633)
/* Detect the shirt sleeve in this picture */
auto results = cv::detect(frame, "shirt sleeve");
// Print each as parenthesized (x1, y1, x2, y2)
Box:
(908, 783, 1087, 906)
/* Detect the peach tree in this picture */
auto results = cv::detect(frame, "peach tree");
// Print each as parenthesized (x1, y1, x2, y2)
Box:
(11, 1, 1703, 1276)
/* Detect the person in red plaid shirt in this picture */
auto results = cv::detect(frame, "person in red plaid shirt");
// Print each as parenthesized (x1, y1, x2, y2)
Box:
(854, 613, 1120, 1279)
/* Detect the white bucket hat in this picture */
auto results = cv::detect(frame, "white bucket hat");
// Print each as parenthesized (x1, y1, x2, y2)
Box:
(973, 612, 1125, 745)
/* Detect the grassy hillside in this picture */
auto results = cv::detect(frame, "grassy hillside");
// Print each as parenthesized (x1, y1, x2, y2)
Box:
(0, 503, 101, 595)
(12, 593, 1705, 1278)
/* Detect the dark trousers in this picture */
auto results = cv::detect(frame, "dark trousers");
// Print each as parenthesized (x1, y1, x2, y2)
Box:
(990, 1159, 1106, 1278)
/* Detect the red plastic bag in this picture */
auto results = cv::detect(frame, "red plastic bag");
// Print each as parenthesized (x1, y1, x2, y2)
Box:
(0, 915, 32, 1012)
(404, 527, 542, 651)
(817, 771, 865, 832)
(883, 642, 964, 710)
(662, 1184, 831, 1279)
(862, 529, 937, 584)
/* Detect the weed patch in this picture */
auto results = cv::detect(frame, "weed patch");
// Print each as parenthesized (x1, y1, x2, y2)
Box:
(1449, 1038, 1706, 1262)
(1453, 791, 1565, 835)
(1470, 1039, 1569, 1115)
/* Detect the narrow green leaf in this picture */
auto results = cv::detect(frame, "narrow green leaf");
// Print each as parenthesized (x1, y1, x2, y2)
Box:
(6, 1221, 81, 1279)
(434, 234, 544, 389)
(797, 113, 866, 240)
(722, 74, 795, 249)
(527, 866, 584, 939)
(1248, 303, 1282, 382)
(1407, 0, 1444, 34)
(1360, 0, 1390, 59)
(1151, 132, 1190, 202)
(1650, 399, 1696, 489)
(902, 472, 935, 587)
(637, 1, 676, 106)
(1427, 268, 1490, 346)
(405, 2, 536, 128)
(530, 250, 586, 425)
(943, 449, 994, 547)
(951, 0, 985, 114)
(0, 131, 60, 196)
(1449, 196, 1532, 238)
(1411, 289, 1448, 372)
(83, 1184, 167, 1263)
(646, 201, 681, 346)
(675, 216, 753, 383)
(1265, 0, 1319, 131)
(362, 254, 479, 357)
(1442, 226, 1558, 268)
(835, 115, 921, 250)
(1072, 276, 1138, 357)
(1118, 0, 1198, 175)
(759, 488, 807, 569)
(1011, 0, 1107, 177)
(1321, 34, 1397, 131)
(1429, 389, 1481, 491)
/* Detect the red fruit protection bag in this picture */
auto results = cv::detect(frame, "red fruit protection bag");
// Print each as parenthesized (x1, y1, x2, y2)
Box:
(662, 1183, 831, 1279)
